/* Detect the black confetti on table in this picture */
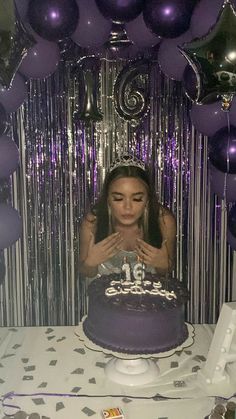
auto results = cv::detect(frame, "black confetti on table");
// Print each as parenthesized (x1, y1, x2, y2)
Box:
(122, 397, 132, 403)
(193, 355, 205, 362)
(56, 402, 65, 411)
(32, 398, 45, 406)
(71, 386, 81, 393)
(14, 411, 28, 419)
(24, 365, 36, 372)
(74, 348, 86, 355)
(1, 353, 15, 359)
(82, 407, 96, 416)
(95, 362, 106, 368)
(23, 375, 34, 381)
(28, 413, 41, 419)
(153, 394, 169, 401)
(71, 367, 84, 374)
(173, 380, 186, 387)
(192, 365, 201, 372)
(170, 361, 178, 368)
(184, 350, 192, 355)
(56, 337, 66, 342)
(45, 328, 54, 334)
(49, 360, 57, 366)
(37, 382, 48, 388)
(47, 336, 55, 341)
(12, 344, 21, 350)
(89, 377, 96, 384)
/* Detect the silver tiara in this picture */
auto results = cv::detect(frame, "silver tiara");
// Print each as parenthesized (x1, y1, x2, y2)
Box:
(109, 154, 146, 172)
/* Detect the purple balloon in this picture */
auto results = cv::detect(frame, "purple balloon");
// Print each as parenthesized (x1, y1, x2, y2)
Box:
(227, 229, 236, 250)
(190, 0, 224, 38)
(0, 135, 20, 179)
(228, 203, 236, 237)
(19, 35, 60, 79)
(190, 101, 228, 137)
(157, 30, 193, 81)
(208, 126, 236, 174)
(0, 103, 8, 135)
(28, 0, 79, 41)
(143, 0, 196, 39)
(209, 163, 236, 203)
(125, 13, 160, 48)
(95, 0, 144, 22)
(0, 204, 22, 250)
(0, 73, 27, 113)
(71, 0, 111, 48)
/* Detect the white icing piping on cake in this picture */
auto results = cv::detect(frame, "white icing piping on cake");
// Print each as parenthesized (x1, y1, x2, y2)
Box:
(105, 279, 177, 300)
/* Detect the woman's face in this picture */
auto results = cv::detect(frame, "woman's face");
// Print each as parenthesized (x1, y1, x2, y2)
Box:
(107, 177, 148, 227)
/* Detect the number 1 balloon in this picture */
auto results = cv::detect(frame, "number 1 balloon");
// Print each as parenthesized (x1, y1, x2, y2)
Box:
(180, 2, 236, 109)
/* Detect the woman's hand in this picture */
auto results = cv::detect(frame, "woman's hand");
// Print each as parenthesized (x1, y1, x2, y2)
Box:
(135, 238, 171, 271)
(85, 232, 123, 268)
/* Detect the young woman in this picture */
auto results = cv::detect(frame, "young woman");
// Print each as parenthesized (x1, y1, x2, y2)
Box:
(79, 155, 177, 279)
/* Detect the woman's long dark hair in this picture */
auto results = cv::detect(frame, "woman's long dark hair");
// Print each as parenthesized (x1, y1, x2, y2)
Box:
(91, 165, 163, 248)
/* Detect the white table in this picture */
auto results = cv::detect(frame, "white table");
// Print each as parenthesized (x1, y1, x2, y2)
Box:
(0, 325, 235, 419)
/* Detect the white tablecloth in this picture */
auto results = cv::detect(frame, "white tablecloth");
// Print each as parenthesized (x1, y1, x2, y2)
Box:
(0, 325, 235, 419)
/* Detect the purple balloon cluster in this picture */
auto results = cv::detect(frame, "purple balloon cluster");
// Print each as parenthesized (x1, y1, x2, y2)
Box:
(148, 0, 236, 252)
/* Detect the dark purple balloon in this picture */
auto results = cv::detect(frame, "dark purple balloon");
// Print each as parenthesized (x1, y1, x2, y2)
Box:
(0, 103, 8, 135)
(182, 64, 198, 102)
(0, 135, 20, 179)
(95, 0, 144, 22)
(190, 101, 228, 136)
(143, 0, 197, 39)
(209, 163, 236, 203)
(208, 126, 236, 174)
(71, 0, 112, 48)
(228, 203, 236, 238)
(28, 0, 79, 41)
(0, 204, 22, 250)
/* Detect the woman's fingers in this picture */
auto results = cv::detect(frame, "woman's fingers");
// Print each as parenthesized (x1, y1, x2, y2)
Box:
(102, 233, 123, 251)
(102, 232, 120, 245)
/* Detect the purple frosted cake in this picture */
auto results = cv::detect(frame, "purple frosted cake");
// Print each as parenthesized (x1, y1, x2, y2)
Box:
(83, 273, 190, 355)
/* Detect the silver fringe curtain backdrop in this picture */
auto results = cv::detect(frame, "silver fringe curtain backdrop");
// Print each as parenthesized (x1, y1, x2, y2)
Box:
(0, 54, 235, 326)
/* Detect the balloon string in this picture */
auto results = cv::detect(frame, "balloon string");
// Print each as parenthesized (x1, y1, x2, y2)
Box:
(227, 111, 230, 175)
(224, 111, 231, 201)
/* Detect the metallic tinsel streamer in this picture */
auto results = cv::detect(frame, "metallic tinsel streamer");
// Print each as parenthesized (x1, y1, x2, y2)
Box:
(0, 52, 235, 326)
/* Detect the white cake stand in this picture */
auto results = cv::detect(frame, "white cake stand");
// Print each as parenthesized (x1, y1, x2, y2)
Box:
(75, 317, 195, 386)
